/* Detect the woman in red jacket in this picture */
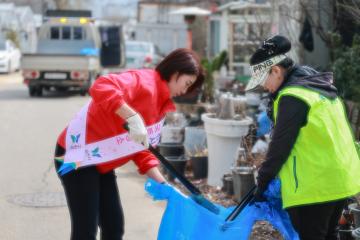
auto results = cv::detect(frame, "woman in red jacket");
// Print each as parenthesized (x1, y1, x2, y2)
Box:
(54, 48, 204, 240)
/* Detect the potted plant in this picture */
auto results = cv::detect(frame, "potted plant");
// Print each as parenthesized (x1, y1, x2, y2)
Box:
(231, 141, 257, 203)
(160, 112, 187, 144)
(201, 50, 228, 103)
(201, 94, 253, 187)
(183, 126, 208, 180)
(189, 147, 208, 180)
(222, 173, 234, 197)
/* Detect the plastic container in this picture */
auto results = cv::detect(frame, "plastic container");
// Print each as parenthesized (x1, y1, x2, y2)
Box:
(165, 156, 188, 182)
(183, 126, 207, 156)
(201, 113, 252, 186)
(190, 156, 208, 180)
(161, 126, 183, 143)
(157, 143, 184, 157)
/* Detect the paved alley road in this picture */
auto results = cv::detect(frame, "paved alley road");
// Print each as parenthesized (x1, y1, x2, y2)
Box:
(0, 73, 165, 240)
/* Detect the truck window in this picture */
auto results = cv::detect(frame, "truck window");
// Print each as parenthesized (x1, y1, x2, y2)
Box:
(62, 26, 71, 40)
(73, 27, 83, 40)
(50, 27, 60, 39)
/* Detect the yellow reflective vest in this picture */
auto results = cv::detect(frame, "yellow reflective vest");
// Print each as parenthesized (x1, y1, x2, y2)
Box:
(273, 87, 360, 208)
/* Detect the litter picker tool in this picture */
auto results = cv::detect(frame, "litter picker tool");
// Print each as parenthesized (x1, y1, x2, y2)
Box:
(123, 124, 220, 214)
(225, 186, 256, 222)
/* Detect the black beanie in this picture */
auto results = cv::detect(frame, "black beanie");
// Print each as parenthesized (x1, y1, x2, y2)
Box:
(250, 35, 291, 65)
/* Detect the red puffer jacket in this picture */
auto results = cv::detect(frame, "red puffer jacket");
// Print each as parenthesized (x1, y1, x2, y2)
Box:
(57, 69, 176, 174)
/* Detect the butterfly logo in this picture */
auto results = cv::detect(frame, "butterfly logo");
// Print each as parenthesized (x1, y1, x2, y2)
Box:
(92, 147, 101, 158)
(71, 134, 81, 144)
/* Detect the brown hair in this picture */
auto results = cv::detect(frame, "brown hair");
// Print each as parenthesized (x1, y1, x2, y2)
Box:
(155, 48, 204, 93)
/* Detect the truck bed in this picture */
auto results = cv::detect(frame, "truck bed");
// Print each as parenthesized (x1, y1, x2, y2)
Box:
(21, 54, 100, 71)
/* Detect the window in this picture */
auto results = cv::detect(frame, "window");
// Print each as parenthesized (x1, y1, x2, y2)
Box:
(50, 26, 86, 40)
(50, 27, 60, 39)
(73, 27, 83, 40)
(62, 26, 71, 40)
(233, 23, 246, 42)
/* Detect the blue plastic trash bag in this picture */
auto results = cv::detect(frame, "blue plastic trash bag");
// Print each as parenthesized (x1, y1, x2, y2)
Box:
(257, 111, 271, 137)
(145, 178, 299, 240)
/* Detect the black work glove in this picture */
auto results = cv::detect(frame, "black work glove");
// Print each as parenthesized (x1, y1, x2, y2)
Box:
(249, 186, 267, 205)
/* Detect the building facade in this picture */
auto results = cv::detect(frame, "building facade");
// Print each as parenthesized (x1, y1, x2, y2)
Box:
(209, 0, 276, 76)
(0, 3, 37, 53)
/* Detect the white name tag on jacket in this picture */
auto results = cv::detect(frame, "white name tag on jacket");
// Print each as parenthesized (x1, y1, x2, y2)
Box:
(64, 101, 163, 168)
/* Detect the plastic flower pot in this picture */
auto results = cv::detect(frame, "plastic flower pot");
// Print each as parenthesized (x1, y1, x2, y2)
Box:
(165, 156, 188, 182)
(190, 156, 208, 180)
(232, 166, 256, 203)
(157, 143, 184, 157)
(160, 126, 184, 143)
(222, 174, 234, 196)
(183, 126, 207, 156)
(201, 113, 252, 186)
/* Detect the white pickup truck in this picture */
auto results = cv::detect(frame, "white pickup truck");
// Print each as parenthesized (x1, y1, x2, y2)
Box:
(22, 11, 102, 97)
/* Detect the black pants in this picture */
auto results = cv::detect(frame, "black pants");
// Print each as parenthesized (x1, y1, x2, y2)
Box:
(55, 144, 124, 240)
(287, 199, 346, 240)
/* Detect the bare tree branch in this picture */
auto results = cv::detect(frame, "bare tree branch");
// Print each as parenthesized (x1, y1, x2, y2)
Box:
(294, 0, 360, 47)
(339, 0, 360, 24)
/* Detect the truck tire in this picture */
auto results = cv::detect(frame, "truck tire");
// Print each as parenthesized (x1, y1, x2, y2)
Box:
(29, 86, 37, 97)
(29, 86, 43, 97)
(36, 87, 43, 97)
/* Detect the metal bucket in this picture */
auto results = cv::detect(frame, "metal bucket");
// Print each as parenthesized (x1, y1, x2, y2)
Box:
(349, 203, 360, 240)
(222, 174, 234, 196)
(350, 203, 360, 227)
(232, 166, 255, 203)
